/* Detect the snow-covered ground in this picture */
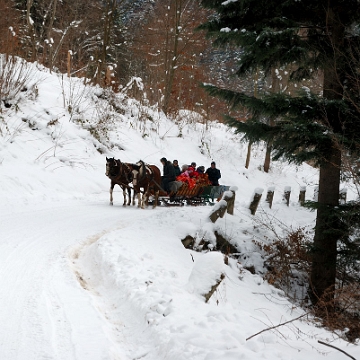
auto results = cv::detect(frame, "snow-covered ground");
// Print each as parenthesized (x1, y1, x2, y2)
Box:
(0, 58, 359, 359)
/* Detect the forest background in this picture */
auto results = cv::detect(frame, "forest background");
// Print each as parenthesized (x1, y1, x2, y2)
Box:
(0, 0, 246, 118)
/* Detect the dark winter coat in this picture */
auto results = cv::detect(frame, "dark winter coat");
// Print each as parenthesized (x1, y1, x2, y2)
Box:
(206, 167, 221, 186)
(163, 161, 176, 182)
(173, 165, 181, 177)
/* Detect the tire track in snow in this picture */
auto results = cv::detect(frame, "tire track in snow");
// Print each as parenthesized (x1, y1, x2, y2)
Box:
(70, 214, 160, 360)
(0, 199, 146, 360)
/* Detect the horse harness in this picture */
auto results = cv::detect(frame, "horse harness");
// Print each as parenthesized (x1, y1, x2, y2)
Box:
(132, 160, 154, 186)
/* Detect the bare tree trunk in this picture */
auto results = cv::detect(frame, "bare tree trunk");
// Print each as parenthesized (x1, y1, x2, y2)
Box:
(26, 0, 36, 60)
(264, 67, 280, 172)
(162, 0, 182, 115)
(310, 145, 341, 304)
(245, 142, 252, 169)
(263, 141, 272, 173)
(67, 50, 71, 77)
(46, 0, 57, 69)
(245, 68, 260, 169)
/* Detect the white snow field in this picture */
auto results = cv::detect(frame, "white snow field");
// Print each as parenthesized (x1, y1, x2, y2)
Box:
(0, 59, 359, 359)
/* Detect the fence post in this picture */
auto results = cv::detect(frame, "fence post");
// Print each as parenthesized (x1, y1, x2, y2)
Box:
(339, 188, 347, 204)
(224, 189, 236, 215)
(209, 201, 227, 223)
(265, 187, 275, 209)
(299, 186, 306, 206)
(250, 188, 263, 215)
(283, 186, 291, 206)
(209, 187, 237, 222)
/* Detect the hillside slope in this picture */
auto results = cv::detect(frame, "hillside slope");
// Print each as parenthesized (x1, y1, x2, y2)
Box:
(0, 59, 359, 360)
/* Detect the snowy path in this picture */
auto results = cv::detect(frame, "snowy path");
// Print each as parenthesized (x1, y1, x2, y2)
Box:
(0, 198, 149, 360)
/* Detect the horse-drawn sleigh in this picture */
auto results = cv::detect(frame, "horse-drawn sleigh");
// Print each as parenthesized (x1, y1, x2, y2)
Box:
(105, 157, 228, 208)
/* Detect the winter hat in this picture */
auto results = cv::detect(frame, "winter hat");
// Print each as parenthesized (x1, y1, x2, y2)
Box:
(160, 157, 167, 163)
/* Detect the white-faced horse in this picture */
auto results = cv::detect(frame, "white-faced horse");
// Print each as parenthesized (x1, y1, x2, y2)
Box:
(130, 160, 162, 208)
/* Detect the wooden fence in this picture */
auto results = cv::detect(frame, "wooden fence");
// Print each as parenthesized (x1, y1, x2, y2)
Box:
(249, 186, 348, 215)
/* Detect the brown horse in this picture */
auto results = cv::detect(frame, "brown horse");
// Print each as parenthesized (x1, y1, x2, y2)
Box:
(130, 160, 162, 208)
(105, 157, 133, 206)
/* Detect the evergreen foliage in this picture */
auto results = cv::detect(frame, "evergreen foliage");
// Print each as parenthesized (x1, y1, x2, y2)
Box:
(199, 0, 360, 305)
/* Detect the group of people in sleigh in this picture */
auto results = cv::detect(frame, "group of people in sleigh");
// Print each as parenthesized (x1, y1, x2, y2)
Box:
(160, 157, 221, 194)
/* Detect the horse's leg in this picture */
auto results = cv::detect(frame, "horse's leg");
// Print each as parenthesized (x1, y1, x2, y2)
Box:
(126, 187, 131, 206)
(152, 190, 159, 209)
(133, 186, 141, 207)
(138, 191, 142, 208)
(132, 189, 136, 206)
(122, 186, 127, 206)
(142, 184, 151, 209)
(142, 190, 149, 209)
(110, 182, 114, 205)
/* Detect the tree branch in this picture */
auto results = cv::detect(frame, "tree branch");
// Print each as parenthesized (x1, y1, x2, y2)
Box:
(246, 313, 308, 341)
(318, 340, 356, 360)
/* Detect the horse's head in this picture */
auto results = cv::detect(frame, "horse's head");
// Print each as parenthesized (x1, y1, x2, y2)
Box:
(105, 157, 120, 177)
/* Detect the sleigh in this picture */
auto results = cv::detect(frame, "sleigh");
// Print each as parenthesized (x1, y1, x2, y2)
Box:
(159, 181, 230, 206)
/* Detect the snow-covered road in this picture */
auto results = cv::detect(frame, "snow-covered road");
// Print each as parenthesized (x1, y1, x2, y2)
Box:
(0, 198, 145, 360)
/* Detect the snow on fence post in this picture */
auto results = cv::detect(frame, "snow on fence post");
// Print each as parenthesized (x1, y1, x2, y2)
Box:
(339, 188, 347, 204)
(208, 186, 237, 222)
(249, 188, 263, 215)
(209, 200, 227, 223)
(187, 252, 225, 304)
(313, 186, 319, 202)
(265, 186, 275, 209)
(283, 186, 291, 206)
(299, 186, 306, 206)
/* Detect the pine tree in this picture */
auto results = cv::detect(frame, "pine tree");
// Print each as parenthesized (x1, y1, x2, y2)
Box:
(199, 0, 360, 305)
